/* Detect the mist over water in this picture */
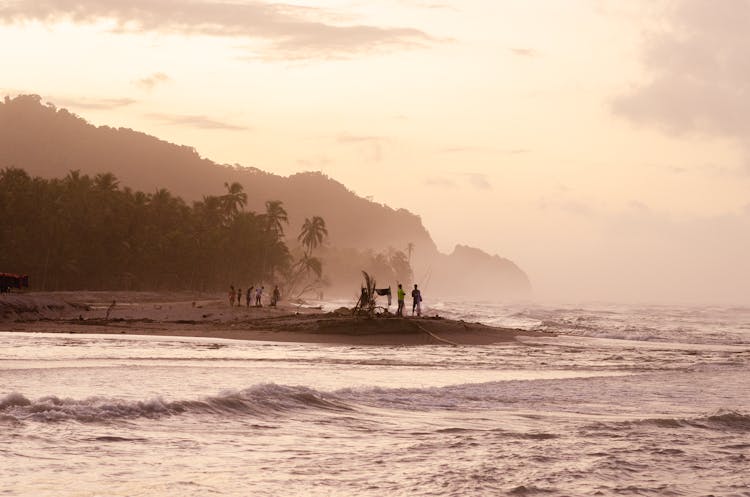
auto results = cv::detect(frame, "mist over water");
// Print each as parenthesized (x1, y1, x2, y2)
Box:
(2, 302, 749, 496)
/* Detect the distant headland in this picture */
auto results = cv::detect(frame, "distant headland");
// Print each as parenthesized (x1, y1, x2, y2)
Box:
(0, 94, 531, 298)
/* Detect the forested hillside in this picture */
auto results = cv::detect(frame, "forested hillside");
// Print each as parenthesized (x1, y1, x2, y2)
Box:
(0, 94, 531, 298)
(0, 168, 415, 293)
(0, 168, 289, 290)
(0, 95, 435, 256)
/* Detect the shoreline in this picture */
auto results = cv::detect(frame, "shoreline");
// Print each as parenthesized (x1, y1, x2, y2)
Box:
(0, 292, 547, 346)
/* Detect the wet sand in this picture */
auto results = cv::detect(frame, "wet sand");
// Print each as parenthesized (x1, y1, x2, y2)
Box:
(0, 292, 546, 346)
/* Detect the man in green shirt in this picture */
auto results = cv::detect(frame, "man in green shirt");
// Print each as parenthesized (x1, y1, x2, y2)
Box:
(396, 283, 405, 316)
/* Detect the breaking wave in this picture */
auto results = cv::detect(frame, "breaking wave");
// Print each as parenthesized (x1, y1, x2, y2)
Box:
(0, 384, 353, 423)
(587, 410, 750, 433)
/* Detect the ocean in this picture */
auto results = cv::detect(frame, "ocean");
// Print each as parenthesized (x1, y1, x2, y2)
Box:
(2, 301, 749, 496)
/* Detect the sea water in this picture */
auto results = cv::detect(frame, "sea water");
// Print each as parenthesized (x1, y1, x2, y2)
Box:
(1, 302, 749, 496)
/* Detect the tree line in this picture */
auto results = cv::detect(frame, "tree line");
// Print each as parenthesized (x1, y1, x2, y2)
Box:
(0, 167, 328, 292)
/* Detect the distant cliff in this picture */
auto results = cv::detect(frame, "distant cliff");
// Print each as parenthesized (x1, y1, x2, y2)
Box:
(427, 245, 531, 298)
(0, 94, 531, 298)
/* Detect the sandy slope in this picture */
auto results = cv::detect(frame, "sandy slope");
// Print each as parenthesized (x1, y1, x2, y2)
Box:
(0, 292, 546, 346)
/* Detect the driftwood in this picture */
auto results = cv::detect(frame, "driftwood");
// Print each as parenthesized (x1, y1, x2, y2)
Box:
(352, 271, 394, 318)
(352, 271, 377, 317)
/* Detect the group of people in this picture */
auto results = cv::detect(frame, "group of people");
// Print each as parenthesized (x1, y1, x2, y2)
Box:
(228, 284, 281, 308)
(396, 283, 422, 317)
(227, 280, 422, 316)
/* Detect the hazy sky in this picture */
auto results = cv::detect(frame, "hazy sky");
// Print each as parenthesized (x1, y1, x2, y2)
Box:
(2, 0, 749, 304)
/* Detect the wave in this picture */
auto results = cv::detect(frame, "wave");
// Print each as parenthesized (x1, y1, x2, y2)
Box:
(587, 410, 750, 433)
(0, 379, 597, 423)
(423, 301, 750, 346)
(0, 356, 447, 368)
(692, 410, 750, 431)
(0, 384, 353, 423)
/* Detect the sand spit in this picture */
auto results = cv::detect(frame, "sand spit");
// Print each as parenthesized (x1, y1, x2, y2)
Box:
(0, 292, 546, 346)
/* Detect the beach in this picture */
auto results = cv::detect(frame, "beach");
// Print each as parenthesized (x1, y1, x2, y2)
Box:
(0, 292, 544, 346)
(2, 295, 749, 496)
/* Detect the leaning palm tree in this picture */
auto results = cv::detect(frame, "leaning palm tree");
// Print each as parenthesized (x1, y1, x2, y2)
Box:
(298, 216, 328, 256)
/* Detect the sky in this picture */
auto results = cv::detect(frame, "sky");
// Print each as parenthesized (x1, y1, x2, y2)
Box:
(1, 0, 749, 304)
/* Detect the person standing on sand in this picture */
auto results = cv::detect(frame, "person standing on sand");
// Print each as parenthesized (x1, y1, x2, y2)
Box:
(237, 288, 242, 307)
(411, 284, 422, 317)
(255, 286, 263, 307)
(229, 285, 235, 307)
(246, 286, 253, 307)
(271, 285, 280, 307)
(396, 284, 405, 317)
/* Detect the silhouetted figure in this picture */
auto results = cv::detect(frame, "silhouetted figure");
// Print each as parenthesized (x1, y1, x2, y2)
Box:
(255, 286, 263, 307)
(237, 288, 242, 307)
(229, 285, 235, 307)
(396, 284, 405, 317)
(411, 284, 422, 317)
(246, 286, 253, 307)
(271, 285, 280, 307)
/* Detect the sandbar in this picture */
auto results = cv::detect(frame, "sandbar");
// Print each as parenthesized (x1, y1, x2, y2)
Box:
(0, 292, 546, 346)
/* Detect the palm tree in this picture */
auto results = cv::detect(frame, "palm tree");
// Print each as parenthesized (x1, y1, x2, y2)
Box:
(298, 216, 328, 256)
(264, 200, 288, 236)
(94, 172, 120, 192)
(221, 182, 247, 221)
(257, 200, 288, 280)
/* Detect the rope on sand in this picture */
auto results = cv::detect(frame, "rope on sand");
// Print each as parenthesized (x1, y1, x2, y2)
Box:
(414, 322, 460, 346)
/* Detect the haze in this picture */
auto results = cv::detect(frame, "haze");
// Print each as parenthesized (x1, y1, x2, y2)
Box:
(1, 0, 748, 304)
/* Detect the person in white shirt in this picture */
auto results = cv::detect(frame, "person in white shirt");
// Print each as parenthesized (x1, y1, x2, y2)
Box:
(411, 284, 422, 317)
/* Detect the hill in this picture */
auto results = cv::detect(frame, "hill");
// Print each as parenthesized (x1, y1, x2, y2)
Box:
(0, 94, 531, 298)
(0, 95, 432, 254)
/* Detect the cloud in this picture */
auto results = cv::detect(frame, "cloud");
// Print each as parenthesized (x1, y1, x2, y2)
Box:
(463, 172, 491, 190)
(396, 1, 455, 9)
(135, 72, 171, 91)
(0, 0, 435, 59)
(440, 146, 529, 155)
(146, 112, 248, 130)
(440, 146, 474, 154)
(538, 199, 594, 217)
(424, 176, 457, 188)
(297, 156, 332, 168)
(337, 133, 385, 144)
(337, 133, 388, 162)
(510, 48, 538, 57)
(425, 172, 491, 190)
(612, 0, 750, 158)
(52, 97, 137, 110)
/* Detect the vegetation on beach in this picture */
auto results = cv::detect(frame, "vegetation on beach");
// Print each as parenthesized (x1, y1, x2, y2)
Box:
(0, 167, 414, 295)
(0, 168, 293, 291)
